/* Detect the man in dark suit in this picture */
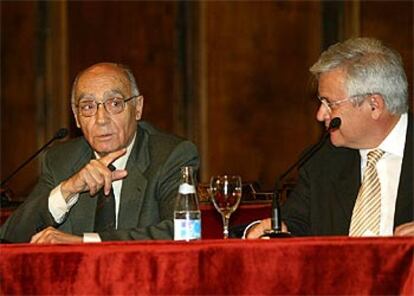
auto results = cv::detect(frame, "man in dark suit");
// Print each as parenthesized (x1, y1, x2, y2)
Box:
(247, 37, 413, 238)
(0, 63, 199, 243)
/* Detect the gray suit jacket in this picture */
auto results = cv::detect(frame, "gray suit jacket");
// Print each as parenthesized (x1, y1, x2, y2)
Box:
(0, 121, 199, 242)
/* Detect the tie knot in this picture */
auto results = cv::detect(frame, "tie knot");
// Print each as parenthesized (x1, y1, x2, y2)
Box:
(367, 149, 384, 166)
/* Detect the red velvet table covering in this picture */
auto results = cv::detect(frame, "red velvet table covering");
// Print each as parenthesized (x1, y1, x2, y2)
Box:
(1, 237, 413, 295)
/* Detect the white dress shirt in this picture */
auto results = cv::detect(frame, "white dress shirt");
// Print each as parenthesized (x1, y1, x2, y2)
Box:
(358, 113, 407, 236)
(48, 132, 137, 242)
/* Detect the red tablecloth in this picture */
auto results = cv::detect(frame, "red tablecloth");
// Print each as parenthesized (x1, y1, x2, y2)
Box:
(1, 237, 413, 295)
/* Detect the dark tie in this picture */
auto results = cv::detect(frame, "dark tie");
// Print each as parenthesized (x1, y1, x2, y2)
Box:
(94, 165, 116, 232)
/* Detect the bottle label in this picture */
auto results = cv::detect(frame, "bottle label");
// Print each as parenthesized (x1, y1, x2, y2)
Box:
(178, 183, 196, 194)
(174, 219, 201, 241)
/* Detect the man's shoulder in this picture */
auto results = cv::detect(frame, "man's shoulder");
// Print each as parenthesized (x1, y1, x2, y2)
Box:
(305, 140, 359, 170)
(45, 136, 90, 163)
(137, 121, 199, 169)
(139, 121, 194, 150)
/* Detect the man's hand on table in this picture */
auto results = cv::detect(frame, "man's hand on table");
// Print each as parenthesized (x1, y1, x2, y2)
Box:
(30, 227, 82, 244)
(246, 218, 289, 239)
(394, 222, 414, 236)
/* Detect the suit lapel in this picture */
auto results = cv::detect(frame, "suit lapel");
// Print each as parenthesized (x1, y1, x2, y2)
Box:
(66, 144, 97, 234)
(118, 127, 150, 229)
(117, 162, 148, 229)
(394, 113, 413, 226)
(330, 147, 361, 223)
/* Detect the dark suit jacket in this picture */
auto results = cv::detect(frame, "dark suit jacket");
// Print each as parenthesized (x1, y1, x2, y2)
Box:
(0, 121, 199, 242)
(282, 115, 413, 236)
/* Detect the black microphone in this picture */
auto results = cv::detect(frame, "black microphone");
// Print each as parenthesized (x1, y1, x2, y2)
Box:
(1, 128, 69, 187)
(261, 117, 341, 238)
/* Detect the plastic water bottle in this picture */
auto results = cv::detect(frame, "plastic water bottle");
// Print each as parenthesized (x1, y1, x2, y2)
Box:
(174, 166, 201, 241)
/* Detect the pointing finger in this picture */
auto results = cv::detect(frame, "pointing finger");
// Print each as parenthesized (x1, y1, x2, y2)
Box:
(112, 170, 128, 181)
(100, 148, 127, 167)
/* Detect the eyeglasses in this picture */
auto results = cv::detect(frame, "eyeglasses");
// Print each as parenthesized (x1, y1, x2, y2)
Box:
(317, 96, 352, 112)
(75, 95, 138, 117)
(317, 93, 377, 113)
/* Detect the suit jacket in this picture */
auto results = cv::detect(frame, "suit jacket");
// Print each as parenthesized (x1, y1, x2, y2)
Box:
(282, 115, 413, 236)
(0, 121, 199, 242)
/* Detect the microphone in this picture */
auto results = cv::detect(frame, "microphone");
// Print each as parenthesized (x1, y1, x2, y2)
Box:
(261, 117, 341, 238)
(1, 128, 69, 187)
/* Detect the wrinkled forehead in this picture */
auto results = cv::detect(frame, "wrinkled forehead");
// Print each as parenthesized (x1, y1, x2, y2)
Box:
(75, 65, 131, 100)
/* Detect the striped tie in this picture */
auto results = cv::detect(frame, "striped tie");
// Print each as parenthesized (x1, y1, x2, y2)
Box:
(349, 149, 385, 236)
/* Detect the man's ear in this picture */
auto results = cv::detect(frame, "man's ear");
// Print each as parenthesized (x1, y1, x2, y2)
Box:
(72, 107, 81, 128)
(135, 95, 144, 120)
(369, 94, 385, 120)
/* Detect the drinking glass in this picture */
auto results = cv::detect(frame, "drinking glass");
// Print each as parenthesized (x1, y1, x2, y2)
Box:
(210, 175, 242, 239)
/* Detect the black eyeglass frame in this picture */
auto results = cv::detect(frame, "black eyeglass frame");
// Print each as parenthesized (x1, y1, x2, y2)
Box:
(75, 95, 139, 117)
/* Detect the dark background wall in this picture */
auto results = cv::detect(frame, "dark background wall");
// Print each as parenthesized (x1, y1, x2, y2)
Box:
(1, 0, 412, 200)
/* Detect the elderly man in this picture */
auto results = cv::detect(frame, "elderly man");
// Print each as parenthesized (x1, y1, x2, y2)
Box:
(0, 63, 199, 243)
(248, 37, 413, 238)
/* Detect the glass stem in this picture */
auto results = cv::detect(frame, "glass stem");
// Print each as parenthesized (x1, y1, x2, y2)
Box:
(222, 214, 230, 239)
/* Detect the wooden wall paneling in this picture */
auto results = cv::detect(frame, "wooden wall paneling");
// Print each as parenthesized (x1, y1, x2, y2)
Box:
(343, 0, 360, 39)
(201, 1, 322, 189)
(198, 1, 209, 181)
(34, 2, 70, 150)
(359, 0, 413, 109)
(1, 1, 39, 199)
(321, 1, 344, 49)
(1, 1, 72, 200)
(67, 1, 180, 136)
(44, 1, 70, 137)
(175, 1, 201, 144)
(2, 0, 410, 201)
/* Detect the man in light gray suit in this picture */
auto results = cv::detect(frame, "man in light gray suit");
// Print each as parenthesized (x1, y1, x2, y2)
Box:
(0, 62, 199, 243)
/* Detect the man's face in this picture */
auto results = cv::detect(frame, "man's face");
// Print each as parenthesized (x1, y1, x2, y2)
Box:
(73, 64, 143, 155)
(316, 68, 372, 148)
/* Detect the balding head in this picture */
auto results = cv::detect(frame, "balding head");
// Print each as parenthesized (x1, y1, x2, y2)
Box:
(71, 62, 144, 156)
(71, 63, 140, 108)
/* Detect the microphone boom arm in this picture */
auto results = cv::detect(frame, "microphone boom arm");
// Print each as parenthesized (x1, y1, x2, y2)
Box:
(267, 117, 341, 235)
(0, 128, 68, 187)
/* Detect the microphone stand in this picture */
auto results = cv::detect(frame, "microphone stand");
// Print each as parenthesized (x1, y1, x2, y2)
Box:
(0, 128, 68, 207)
(260, 118, 341, 238)
(261, 183, 292, 238)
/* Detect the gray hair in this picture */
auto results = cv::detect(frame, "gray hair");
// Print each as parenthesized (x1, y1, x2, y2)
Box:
(310, 37, 408, 115)
(70, 63, 140, 108)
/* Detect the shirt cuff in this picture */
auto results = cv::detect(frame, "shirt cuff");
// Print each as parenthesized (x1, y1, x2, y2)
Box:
(242, 220, 262, 239)
(83, 233, 102, 243)
(48, 184, 79, 224)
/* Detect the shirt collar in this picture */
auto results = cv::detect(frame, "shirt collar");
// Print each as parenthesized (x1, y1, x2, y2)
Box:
(360, 113, 407, 159)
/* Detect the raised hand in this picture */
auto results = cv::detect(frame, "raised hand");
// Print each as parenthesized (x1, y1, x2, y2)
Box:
(60, 148, 128, 200)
